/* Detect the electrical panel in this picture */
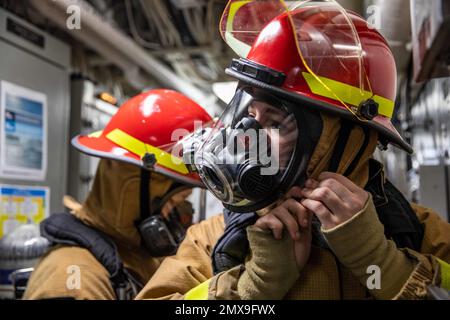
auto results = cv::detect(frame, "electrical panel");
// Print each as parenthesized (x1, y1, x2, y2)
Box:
(0, 9, 71, 216)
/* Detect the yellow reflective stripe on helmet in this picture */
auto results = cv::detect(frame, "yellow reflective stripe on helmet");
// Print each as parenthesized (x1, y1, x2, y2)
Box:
(302, 72, 394, 119)
(106, 128, 189, 175)
(184, 279, 211, 300)
(437, 258, 450, 291)
(226, 1, 251, 32)
(88, 130, 103, 138)
(224, 1, 252, 58)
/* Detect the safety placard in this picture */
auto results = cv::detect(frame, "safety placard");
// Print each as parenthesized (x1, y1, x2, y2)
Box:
(0, 185, 50, 238)
(0, 80, 48, 181)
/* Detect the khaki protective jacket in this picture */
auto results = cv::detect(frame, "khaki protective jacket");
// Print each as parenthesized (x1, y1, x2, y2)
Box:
(136, 115, 450, 300)
(24, 159, 173, 300)
(136, 203, 450, 300)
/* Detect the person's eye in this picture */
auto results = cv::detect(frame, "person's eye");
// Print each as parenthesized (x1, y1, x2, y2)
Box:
(268, 121, 281, 129)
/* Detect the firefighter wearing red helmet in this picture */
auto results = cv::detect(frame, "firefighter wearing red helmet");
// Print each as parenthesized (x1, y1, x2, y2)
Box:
(24, 89, 212, 300)
(137, 1, 450, 300)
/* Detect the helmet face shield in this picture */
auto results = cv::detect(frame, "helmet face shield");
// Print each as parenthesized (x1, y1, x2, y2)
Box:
(289, 1, 373, 114)
(220, 0, 288, 57)
(220, 0, 412, 153)
(192, 87, 299, 210)
(221, 0, 377, 120)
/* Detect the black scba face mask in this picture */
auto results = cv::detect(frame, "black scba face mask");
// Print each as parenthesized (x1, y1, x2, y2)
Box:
(182, 86, 323, 213)
(137, 170, 194, 257)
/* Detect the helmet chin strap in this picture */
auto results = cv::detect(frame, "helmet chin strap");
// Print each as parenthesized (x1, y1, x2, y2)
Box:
(138, 168, 151, 224)
(138, 169, 185, 221)
(136, 168, 191, 256)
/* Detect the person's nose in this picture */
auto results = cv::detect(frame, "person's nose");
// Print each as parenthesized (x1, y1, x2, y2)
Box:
(253, 110, 265, 125)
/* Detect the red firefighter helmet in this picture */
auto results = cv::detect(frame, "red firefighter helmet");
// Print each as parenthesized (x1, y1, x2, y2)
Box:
(72, 89, 213, 186)
(220, 0, 412, 153)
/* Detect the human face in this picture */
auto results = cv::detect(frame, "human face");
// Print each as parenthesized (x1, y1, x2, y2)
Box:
(184, 87, 300, 211)
(247, 100, 298, 168)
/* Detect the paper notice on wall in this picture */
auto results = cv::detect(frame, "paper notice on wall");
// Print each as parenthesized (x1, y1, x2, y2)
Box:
(0, 185, 50, 238)
(0, 81, 47, 181)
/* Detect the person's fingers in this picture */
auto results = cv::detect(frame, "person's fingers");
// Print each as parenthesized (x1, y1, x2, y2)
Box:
(286, 186, 303, 200)
(284, 199, 310, 229)
(316, 177, 353, 201)
(320, 173, 369, 211)
(318, 172, 360, 193)
(301, 186, 345, 214)
(255, 214, 284, 240)
(299, 210, 313, 236)
(293, 211, 313, 269)
(298, 204, 311, 229)
(301, 198, 335, 229)
(305, 178, 319, 189)
(272, 204, 300, 241)
(306, 210, 313, 231)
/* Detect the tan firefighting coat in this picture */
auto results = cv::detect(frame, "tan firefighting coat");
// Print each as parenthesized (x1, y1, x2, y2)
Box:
(136, 115, 450, 300)
(24, 159, 174, 300)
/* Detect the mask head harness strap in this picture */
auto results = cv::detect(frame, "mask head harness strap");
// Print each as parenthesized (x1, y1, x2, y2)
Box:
(138, 153, 156, 223)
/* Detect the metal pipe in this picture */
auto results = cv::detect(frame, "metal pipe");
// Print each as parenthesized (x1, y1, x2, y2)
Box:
(29, 0, 220, 114)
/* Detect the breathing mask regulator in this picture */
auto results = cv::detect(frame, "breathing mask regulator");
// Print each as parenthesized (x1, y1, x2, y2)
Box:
(136, 158, 194, 257)
(180, 82, 323, 214)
